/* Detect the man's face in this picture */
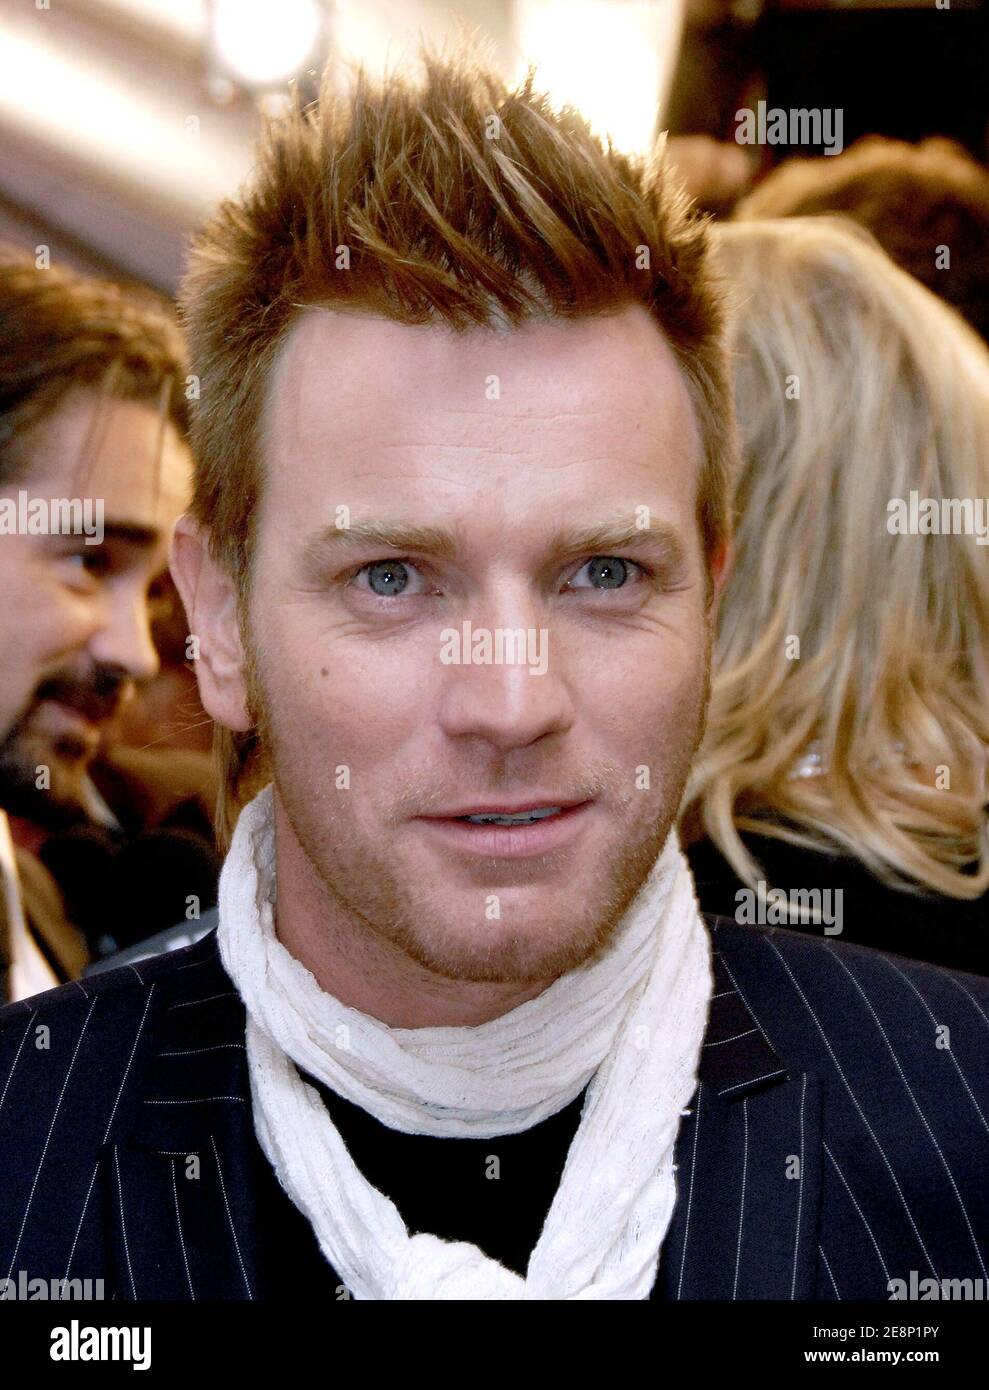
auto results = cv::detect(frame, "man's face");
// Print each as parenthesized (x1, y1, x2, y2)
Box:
(0, 387, 191, 825)
(241, 304, 719, 984)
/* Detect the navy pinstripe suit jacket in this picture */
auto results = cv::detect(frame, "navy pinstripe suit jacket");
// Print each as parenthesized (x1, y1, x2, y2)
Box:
(1, 918, 988, 1300)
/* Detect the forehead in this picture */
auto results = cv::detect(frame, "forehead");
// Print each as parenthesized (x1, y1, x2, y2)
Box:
(260, 304, 702, 533)
(12, 387, 191, 528)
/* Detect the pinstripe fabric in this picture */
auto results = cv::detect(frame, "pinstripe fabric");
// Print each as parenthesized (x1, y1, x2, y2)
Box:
(1, 918, 987, 1300)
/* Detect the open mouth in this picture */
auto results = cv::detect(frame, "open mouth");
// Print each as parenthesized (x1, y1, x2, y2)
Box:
(35, 699, 102, 737)
(20, 700, 105, 764)
(416, 801, 593, 858)
(458, 806, 564, 826)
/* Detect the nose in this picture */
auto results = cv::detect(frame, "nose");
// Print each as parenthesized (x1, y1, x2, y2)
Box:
(435, 602, 573, 753)
(87, 585, 161, 685)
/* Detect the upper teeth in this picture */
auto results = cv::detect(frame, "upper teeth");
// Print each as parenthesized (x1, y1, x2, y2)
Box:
(465, 807, 562, 825)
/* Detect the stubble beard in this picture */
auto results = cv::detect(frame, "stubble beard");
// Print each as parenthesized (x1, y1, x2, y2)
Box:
(0, 721, 92, 827)
(241, 612, 713, 986)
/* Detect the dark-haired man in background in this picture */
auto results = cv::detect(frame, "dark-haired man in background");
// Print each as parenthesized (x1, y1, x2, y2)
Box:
(0, 252, 193, 1000)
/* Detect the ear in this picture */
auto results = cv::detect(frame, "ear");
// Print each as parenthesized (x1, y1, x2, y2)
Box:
(170, 515, 252, 732)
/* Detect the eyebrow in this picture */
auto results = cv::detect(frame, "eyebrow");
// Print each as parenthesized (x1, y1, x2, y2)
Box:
(97, 522, 162, 547)
(299, 514, 687, 574)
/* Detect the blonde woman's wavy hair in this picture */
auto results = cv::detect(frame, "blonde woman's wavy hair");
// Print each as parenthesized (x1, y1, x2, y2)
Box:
(682, 216, 989, 899)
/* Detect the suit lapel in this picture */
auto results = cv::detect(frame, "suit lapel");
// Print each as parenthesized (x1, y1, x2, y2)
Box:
(655, 936, 823, 1299)
(106, 923, 822, 1300)
(107, 938, 260, 1299)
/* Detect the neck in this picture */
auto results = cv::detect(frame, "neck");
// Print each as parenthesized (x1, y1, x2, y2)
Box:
(271, 794, 557, 1029)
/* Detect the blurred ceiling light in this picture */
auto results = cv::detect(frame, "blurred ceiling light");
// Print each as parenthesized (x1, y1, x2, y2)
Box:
(514, 0, 685, 157)
(210, 0, 325, 88)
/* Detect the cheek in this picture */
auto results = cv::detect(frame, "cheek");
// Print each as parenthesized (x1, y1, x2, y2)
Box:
(37, 585, 98, 657)
(579, 619, 707, 736)
(0, 559, 84, 658)
(259, 629, 427, 761)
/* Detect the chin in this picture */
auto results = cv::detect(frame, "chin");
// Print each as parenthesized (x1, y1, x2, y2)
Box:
(401, 906, 612, 985)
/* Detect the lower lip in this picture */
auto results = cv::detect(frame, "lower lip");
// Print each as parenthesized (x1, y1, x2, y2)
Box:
(414, 802, 593, 858)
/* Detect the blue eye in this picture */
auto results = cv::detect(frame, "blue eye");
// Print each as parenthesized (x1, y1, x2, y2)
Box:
(349, 555, 645, 602)
(356, 559, 424, 597)
(571, 556, 635, 590)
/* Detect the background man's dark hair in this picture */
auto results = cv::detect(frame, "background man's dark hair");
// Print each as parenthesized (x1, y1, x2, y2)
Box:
(737, 135, 989, 346)
(0, 247, 189, 486)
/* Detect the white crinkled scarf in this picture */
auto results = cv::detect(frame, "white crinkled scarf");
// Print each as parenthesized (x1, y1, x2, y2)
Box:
(217, 782, 713, 1300)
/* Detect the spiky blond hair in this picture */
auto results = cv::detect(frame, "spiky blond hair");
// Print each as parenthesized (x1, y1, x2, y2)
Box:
(178, 42, 736, 842)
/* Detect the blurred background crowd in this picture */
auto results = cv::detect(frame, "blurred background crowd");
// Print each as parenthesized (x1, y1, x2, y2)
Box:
(0, 0, 987, 1001)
